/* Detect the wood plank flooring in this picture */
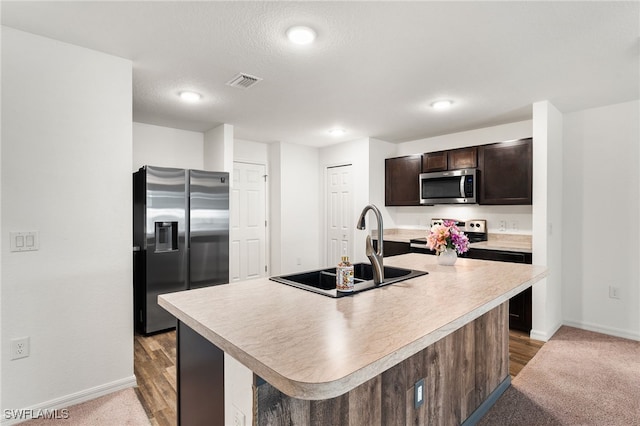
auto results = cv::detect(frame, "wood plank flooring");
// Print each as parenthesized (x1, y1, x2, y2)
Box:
(133, 329, 544, 425)
(134, 330, 177, 426)
(508, 329, 545, 378)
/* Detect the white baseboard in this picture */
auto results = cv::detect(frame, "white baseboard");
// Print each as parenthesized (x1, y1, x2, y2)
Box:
(562, 320, 640, 342)
(1, 375, 137, 425)
(530, 320, 563, 342)
(529, 329, 549, 342)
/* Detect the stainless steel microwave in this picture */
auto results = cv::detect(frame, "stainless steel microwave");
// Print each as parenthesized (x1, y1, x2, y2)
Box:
(419, 168, 477, 204)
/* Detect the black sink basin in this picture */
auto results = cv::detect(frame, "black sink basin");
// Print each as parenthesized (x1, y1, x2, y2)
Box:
(269, 263, 428, 298)
(352, 262, 417, 280)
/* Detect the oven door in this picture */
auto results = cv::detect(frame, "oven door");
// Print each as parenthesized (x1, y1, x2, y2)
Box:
(419, 168, 476, 204)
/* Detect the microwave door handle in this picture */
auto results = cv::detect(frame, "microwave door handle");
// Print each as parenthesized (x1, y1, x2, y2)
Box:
(460, 176, 465, 198)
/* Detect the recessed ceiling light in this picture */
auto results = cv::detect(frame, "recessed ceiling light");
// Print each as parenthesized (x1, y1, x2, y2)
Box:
(431, 100, 454, 110)
(286, 26, 316, 45)
(329, 128, 346, 136)
(179, 91, 202, 102)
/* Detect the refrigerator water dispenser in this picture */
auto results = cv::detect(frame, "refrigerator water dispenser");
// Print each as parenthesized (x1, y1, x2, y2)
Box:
(155, 221, 178, 252)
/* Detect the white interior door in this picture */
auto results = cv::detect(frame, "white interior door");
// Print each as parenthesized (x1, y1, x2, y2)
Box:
(326, 164, 354, 266)
(230, 162, 267, 282)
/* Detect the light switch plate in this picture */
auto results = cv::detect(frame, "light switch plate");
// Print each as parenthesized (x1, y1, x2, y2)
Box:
(10, 231, 39, 252)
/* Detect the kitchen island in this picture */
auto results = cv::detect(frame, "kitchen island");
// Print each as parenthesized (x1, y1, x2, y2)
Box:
(159, 253, 547, 425)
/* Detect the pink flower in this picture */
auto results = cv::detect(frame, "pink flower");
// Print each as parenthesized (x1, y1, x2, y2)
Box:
(427, 222, 469, 255)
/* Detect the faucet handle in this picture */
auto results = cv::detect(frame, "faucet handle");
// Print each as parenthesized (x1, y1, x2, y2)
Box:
(365, 235, 374, 256)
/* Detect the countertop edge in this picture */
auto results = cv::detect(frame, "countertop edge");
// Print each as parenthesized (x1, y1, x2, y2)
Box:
(304, 268, 548, 399)
(159, 267, 548, 400)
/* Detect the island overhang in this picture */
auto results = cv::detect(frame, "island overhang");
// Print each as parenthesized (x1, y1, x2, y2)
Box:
(158, 253, 547, 400)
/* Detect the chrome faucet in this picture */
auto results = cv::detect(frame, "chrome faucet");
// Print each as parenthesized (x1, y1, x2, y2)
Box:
(356, 204, 384, 285)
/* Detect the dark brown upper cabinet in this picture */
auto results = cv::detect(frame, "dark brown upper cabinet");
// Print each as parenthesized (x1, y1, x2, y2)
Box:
(385, 155, 422, 206)
(422, 147, 476, 172)
(478, 138, 532, 205)
(422, 151, 448, 172)
(448, 147, 477, 170)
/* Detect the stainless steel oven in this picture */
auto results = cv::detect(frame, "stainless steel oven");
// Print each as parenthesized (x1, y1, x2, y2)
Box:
(419, 168, 477, 205)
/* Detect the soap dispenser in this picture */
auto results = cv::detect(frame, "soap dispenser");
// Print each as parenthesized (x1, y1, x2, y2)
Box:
(336, 254, 354, 292)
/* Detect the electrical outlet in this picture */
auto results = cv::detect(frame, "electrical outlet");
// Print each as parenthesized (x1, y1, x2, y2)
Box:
(233, 405, 245, 426)
(609, 286, 620, 299)
(11, 337, 30, 360)
(499, 220, 507, 232)
(414, 378, 425, 408)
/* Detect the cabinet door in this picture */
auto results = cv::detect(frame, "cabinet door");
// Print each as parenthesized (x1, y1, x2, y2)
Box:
(466, 248, 531, 264)
(385, 155, 422, 206)
(422, 151, 448, 172)
(372, 240, 411, 257)
(478, 138, 532, 205)
(448, 147, 477, 170)
(464, 247, 532, 331)
(509, 287, 532, 332)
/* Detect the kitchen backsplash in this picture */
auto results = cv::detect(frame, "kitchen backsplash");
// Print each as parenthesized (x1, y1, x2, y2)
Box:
(387, 204, 533, 235)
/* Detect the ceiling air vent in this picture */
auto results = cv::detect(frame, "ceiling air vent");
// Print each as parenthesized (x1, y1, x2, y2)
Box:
(226, 73, 262, 89)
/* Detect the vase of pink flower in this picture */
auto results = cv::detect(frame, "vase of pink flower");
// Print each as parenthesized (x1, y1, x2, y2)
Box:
(426, 220, 470, 265)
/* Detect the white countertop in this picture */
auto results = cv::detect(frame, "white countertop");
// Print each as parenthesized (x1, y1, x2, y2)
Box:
(159, 253, 546, 400)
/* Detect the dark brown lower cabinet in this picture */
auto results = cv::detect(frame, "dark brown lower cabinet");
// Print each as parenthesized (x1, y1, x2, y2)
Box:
(255, 303, 510, 426)
(466, 248, 531, 264)
(177, 321, 224, 426)
(508, 287, 533, 333)
(468, 248, 532, 332)
(411, 246, 533, 332)
(467, 249, 533, 333)
(372, 240, 411, 257)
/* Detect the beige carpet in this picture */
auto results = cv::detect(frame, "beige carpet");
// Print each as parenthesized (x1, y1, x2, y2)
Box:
(22, 388, 150, 425)
(480, 326, 640, 425)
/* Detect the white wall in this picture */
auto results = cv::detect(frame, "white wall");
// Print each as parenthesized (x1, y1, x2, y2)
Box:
(369, 138, 399, 227)
(234, 138, 269, 164)
(545, 101, 564, 339)
(133, 123, 245, 174)
(132, 122, 204, 171)
(204, 124, 234, 174)
(268, 142, 320, 275)
(392, 205, 533, 234)
(396, 120, 533, 155)
(1, 27, 134, 414)
(388, 121, 534, 233)
(0, 38, 3, 410)
(268, 144, 282, 275)
(562, 100, 640, 340)
(531, 101, 564, 342)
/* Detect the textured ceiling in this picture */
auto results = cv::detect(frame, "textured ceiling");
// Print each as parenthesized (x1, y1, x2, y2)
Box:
(2, 1, 639, 147)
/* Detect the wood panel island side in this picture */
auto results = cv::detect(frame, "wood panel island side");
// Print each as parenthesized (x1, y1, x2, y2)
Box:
(158, 253, 547, 426)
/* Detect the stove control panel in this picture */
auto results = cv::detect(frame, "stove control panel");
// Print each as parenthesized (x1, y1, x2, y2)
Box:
(430, 219, 486, 234)
(465, 220, 486, 233)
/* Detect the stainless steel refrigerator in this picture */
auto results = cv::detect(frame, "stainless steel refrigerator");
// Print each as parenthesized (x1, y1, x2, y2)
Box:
(133, 165, 229, 334)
